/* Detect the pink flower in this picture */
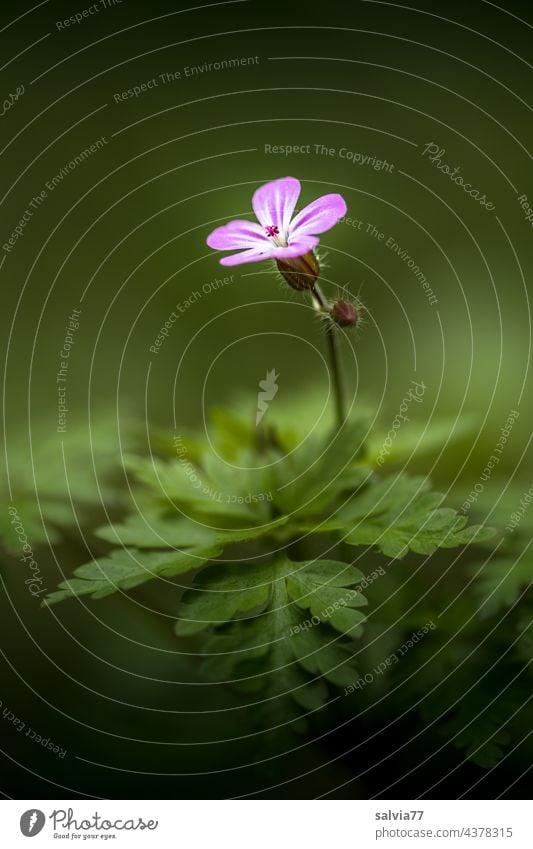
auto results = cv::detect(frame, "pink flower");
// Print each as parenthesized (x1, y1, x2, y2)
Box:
(206, 176, 347, 267)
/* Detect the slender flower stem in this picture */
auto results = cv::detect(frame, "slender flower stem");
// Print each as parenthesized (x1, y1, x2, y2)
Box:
(311, 282, 346, 429)
(310, 281, 329, 312)
(326, 323, 346, 428)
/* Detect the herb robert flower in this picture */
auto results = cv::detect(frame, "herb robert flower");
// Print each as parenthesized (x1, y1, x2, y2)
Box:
(206, 176, 347, 289)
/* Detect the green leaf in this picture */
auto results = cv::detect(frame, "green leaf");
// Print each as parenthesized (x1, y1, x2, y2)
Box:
(271, 418, 369, 518)
(176, 555, 366, 710)
(96, 512, 219, 548)
(124, 453, 268, 521)
(201, 615, 332, 711)
(286, 559, 367, 636)
(340, 474, 494, 559)
(174, 563, 271, 635)
(287, 622, 361, 688)
(44, 546, 218, 605)
(96, 511, 288, 549)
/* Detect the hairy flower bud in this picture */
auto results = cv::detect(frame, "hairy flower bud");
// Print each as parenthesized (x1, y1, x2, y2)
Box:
(330, 299, 359, 328)
(276, 250, 320, 291)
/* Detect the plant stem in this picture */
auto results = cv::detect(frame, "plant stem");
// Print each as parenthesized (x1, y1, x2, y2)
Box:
(326, 322, 346, 428)
(310, 281, 329, 312)
(311, 282, 346, 429)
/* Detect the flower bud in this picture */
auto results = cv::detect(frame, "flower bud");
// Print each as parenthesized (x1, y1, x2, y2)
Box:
(276, 250, 320, 291)
(330, 299, 359, 328)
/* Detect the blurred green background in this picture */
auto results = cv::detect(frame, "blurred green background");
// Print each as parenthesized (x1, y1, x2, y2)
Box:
(1, 0, 531, 798)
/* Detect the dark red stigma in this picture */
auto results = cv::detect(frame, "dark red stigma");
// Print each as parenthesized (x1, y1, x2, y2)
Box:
(265, 225, 279, 237)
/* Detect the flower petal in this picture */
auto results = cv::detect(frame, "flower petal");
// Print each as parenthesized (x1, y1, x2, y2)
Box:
(207, 219, 268, 250)
(252, 177, 301, 234)
(289, 193, 347, 238)
(271, 235, 319, 260)
(219, 247, 276, 267)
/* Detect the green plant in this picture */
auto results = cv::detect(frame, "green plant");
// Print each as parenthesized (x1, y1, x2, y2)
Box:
(40, 176, 502, 751)
(44, 408, 493, 727)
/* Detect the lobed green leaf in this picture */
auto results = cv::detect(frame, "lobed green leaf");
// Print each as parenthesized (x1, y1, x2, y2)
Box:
(44, 546, 218, 605)
(340, 475, 494, 558)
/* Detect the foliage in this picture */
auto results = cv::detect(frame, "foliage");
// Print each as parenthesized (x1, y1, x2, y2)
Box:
(42, 409, 495, 739)
(340, 474, 493, 558)
(176, 556, 367, 713)
(373, 481, 533, 772)
(44, 546, 219, 605)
